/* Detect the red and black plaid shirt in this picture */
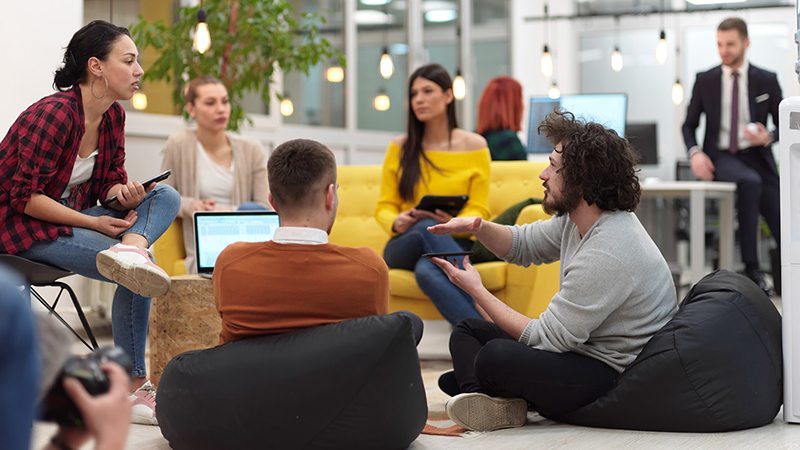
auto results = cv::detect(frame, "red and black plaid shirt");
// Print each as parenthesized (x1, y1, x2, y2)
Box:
(0, 87, 128, 254)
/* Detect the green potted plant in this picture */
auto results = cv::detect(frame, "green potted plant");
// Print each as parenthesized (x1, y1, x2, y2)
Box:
(131, 0, 342, 131)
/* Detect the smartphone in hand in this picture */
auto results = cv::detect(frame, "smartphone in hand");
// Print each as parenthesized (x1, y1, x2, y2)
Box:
(421, 251, 474, 259)
(107, 169, 172, 204)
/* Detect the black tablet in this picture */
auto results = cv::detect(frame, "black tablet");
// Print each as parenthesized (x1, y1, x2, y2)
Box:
(415, 195, 469, 216)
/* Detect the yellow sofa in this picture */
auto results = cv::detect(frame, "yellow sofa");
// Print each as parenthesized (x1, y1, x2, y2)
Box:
(152, 161, 560, 321)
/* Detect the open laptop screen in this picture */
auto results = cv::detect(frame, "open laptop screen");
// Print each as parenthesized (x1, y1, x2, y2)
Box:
(193, 211, 280, 275)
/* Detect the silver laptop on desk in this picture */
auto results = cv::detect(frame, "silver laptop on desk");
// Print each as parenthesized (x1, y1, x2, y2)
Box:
(193, 211, 280, 277)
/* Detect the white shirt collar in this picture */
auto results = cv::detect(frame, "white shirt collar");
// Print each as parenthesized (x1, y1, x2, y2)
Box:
(722, 59, 749, 77)
(272, 227, 329, 245)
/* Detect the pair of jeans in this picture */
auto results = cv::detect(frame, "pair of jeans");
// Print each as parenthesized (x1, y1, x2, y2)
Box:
(383, 219, 481, 325)
(0, 267, 39, 450)
(448, 318, 619, 416)
(0, 265, 39, 450)
(17, 184, 181, 378)
(237, 202, 268, 211)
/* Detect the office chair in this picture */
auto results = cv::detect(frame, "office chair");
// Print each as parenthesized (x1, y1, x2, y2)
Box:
(0, 255, 99, 351)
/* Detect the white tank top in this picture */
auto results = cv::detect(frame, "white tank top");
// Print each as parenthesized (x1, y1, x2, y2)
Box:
(196, 142, 234, 208)
(61, 149, 98, 199)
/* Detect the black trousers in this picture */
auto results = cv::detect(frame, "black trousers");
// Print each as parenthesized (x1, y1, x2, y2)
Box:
(449, 318, 619, 415)
(712, 148, 781, 266)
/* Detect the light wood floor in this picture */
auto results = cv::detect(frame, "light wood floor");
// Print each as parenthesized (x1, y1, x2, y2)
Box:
(30, 317, 800, 450)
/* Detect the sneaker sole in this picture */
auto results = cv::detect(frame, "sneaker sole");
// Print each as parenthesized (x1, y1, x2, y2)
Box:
(131, 407, 158, 426)
(97, 251, 171, 298)
(446, 393, 527, 432)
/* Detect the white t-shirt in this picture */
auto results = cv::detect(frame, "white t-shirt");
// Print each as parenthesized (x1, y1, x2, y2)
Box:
(197, 142, 234, 208)
(61, 149, 98, 199)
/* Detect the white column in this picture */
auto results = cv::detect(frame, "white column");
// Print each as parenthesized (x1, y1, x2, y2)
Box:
(459, 0, 473, 131)
(407, 0, 425, 76)
(0, 1, 83, 132)
(344, 0, 358, 164)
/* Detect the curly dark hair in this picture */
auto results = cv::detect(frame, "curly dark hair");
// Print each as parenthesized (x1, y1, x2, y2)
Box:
(537, 108, 642, 212)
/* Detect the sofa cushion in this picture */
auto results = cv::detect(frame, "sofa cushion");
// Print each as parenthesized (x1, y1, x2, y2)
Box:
(551, 270, 782, 432)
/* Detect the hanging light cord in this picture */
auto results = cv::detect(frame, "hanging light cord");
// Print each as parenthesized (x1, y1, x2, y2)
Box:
(543, 3, 549, 44)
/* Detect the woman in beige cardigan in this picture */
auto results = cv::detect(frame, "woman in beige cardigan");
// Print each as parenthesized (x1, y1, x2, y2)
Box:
(161, 75, 269, 273)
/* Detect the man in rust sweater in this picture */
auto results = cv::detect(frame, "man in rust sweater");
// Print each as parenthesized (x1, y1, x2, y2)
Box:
(213, 138, 420, 345)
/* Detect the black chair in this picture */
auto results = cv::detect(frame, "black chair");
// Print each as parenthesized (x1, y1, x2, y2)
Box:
(0, 255, 98, 351)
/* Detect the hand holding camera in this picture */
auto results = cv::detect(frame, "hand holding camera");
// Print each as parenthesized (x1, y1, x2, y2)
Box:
(42, 347, 133, 450)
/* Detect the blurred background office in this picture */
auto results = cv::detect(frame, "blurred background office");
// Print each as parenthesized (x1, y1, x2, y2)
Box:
(2, 0, 797, 302)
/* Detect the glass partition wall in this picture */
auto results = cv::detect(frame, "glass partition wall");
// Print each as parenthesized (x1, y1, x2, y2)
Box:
(106, 0, 510, 135)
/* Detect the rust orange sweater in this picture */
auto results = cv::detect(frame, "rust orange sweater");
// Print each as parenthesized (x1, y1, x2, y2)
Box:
(213, 240, 390, 345)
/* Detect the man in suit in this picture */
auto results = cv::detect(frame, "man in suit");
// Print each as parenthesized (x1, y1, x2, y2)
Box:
(682, 17, 782, 296)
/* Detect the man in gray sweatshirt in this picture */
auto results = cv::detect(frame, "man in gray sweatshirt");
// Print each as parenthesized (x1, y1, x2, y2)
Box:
(428, 109, 677, 432)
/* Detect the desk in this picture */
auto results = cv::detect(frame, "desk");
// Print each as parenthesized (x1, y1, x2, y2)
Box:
(641, 181, 736, 286)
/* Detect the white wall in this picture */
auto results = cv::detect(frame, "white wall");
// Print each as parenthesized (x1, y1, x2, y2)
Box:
(0, 1, 83, 133)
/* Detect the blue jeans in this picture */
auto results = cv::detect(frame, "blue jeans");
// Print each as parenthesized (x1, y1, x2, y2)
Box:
(0, 265, 38, 450)
(17, 184, 181, 378)
(384, 219, 481, 325)
(238, 202, 268, 211)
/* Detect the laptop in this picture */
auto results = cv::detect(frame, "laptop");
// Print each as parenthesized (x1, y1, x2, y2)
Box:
(193, 210, 280, 276)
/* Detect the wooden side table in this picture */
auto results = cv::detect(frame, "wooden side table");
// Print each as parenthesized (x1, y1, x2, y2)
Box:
(148, 275, 222, 387)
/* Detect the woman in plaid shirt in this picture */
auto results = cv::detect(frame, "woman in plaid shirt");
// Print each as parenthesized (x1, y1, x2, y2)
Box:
(0, 21, 180, 427)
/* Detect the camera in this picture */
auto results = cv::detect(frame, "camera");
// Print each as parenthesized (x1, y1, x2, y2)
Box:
(40, 346, 133, 427)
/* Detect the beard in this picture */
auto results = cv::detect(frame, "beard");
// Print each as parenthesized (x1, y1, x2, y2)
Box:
(542, 189, 580, 216)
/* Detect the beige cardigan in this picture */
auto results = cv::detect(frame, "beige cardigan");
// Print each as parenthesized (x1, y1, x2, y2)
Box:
(160, 129, 270, 273)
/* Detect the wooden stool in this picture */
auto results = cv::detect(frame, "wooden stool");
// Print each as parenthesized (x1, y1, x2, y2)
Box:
(149, 275, 221, 387)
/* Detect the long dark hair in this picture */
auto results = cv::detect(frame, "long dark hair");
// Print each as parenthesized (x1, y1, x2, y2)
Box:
(53, 20, 132, 91)
(398, 64, 458, 202)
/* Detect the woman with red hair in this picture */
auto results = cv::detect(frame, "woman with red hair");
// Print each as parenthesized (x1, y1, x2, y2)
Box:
(477, 76, 527, 161)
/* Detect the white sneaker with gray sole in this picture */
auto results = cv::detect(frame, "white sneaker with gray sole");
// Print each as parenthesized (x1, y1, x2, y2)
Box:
(96, 244, 171, 298)
(445, 393, 528, 432)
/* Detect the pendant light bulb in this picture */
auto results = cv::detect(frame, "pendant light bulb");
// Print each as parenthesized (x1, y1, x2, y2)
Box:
(280, 96, 294, 116)
(541, 45, 553, 77)
(453, 70, 466, 101)
(326, 59, 344, 83)
(672, 79, 684, 105)
(655, 30, 668, 65)
(373, 91, 390, 111)
(379, 47, 394, 79)
(548, 82, 560, 99)
(611, 48, 624, 72)
(193, 8, 211, 54)
(131, 92, 148, 110)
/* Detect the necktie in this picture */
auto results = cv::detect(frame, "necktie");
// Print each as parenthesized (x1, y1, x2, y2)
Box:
(730, 71, 739, 154)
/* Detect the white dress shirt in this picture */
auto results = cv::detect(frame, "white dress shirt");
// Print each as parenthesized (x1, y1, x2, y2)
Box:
(719, 60, 752, 151)
(272, 226, 329, 245)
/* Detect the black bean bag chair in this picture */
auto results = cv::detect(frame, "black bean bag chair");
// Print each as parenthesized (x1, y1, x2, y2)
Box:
(156, 314, 427, 450)
(551, 269, 782, 432)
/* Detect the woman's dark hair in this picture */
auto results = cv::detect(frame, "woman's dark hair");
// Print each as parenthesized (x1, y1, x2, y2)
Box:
(398, 64, 458, 202)
(53, 20, 132, 91)
(538, 108, 642, 212)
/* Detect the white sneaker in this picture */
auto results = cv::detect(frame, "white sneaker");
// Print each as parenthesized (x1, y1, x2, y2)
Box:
(97, 244, 171, 298)
(445, 393, 528, 432)
(130, 380, 158, 426)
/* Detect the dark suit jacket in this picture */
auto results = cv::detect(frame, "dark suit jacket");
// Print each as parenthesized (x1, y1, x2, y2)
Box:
(682, 63, 782, 162)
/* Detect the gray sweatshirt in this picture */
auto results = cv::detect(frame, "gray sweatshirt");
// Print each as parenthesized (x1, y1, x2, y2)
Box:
(504, 211, 677, 372)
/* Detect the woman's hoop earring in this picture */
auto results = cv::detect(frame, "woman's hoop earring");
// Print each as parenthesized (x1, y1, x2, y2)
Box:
(91, 75, 108, 99)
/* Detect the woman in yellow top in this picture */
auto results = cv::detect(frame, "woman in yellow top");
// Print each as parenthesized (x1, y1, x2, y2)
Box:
(375, 63, 491, 325)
